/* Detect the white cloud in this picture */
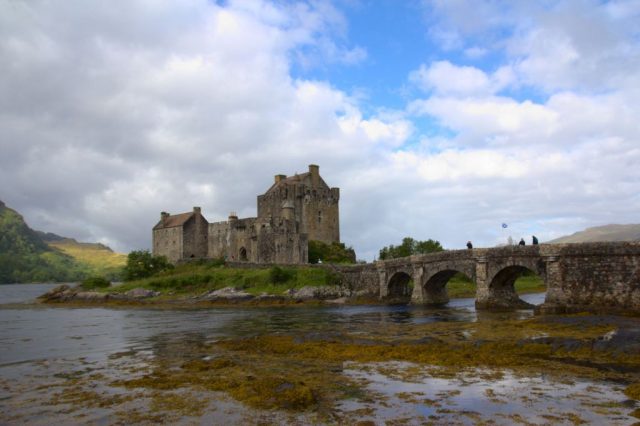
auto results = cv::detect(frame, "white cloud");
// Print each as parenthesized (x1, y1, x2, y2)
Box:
(0, 0, 399, 257)
(0, 0, 639, 263)
(409, 61, 516, 97)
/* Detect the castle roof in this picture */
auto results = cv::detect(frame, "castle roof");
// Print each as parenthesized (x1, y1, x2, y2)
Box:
(264, 172, 329, 195)
(153, 212, 194, 230)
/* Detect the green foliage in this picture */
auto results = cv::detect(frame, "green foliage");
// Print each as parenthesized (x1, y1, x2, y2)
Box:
(447, 274, 546, 299)
(268, 266, 295, 284)
(379, 237, 444, 260)
(47, 239, 125, 280)
(124, 250, 173, 281)
(80, 276, 111, 290)
(0, 201, 125, 283)
(109, 262, 338, 296)
(308, 240, 356, 264)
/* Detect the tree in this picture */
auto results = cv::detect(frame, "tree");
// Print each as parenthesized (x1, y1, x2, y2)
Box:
(124, 250, 173, 281)
(308, 241, 356, 264)
(378, 237, 443, 260)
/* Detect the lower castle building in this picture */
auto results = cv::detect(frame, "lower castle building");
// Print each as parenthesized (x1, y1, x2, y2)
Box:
(152, 165, 340, 264)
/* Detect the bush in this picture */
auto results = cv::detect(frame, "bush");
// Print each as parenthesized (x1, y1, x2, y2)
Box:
(80, 276, 111, 290)
(124, 250, 173, 281)
(308, 240, 356, 264)
(379, 237, 444, 260)
(268, 266, 294, 284)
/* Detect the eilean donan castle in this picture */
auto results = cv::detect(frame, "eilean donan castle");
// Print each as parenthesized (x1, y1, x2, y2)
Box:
(152, 165, 340, 264)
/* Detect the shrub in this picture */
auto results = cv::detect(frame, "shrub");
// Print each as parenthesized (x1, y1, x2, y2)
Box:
(124, 250, 173, 281)
(325, 270, 342, 286)
(308, 240, 356, 264)
(80, 276, 111, 290)
(269, 266, 294, 284)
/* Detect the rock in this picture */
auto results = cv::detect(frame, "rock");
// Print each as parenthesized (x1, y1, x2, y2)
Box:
(291, 286, 345, 300)
(200, 287, 253, 302)
(125, 288, 159, 299)
(38, 284, 76, 302)
(254, 293, 286, 302)
(74, 291, 109, 302)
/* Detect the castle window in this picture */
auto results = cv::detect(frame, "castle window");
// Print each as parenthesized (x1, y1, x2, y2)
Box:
(318, 210, 322, 224)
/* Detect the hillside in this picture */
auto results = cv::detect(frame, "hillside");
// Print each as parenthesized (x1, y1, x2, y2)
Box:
(46, 238, 126, 279)
(0, 200, 125, 283)
(548, 224, 640, 244)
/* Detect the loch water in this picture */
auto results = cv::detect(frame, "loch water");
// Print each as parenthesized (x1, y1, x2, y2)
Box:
(0, 284, 637, 425)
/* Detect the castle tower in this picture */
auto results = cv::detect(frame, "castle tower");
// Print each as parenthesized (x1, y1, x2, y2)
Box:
(256, 164, 339, 244)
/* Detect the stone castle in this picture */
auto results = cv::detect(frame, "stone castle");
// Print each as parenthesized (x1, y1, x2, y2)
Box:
(152, 165, 340, 264)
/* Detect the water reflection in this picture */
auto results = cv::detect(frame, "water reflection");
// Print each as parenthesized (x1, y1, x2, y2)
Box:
(0, 286, 546, 366)
(0, 286, 636, 425)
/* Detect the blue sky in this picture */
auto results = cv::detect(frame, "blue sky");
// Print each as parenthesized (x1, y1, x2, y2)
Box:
(1, 0, 639, 260)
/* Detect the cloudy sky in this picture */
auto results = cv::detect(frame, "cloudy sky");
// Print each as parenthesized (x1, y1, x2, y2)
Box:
(1, 0, 639, 260)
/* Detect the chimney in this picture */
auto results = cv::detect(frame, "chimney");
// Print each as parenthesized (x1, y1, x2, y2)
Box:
(228, 211, 238, 221)
(309, 164, 319, 186)
(193, 206, 201, 214)
(161, 212, 170, 221)
(274, 174, 287, 184)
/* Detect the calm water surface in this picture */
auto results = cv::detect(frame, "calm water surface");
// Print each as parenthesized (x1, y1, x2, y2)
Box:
(0, 284, 636, 425)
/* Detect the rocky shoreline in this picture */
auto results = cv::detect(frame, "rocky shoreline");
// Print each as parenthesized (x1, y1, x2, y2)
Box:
(37, 284, 364, 306)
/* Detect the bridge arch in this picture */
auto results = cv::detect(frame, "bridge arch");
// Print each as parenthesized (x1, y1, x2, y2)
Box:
(386, 271, 412, 304)
(483, 264, 546, 309)
(415, 261, 476, 305)
(421, 270, 464, 305)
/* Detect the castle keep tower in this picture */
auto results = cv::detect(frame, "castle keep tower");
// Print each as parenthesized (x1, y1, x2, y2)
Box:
(152, 165, 339, 264)
(257, 164, 340, 244)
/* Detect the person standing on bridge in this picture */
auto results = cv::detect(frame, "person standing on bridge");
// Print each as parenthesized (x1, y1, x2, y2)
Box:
(466, 241, 473, 249)
(519, 238, 525, 246)
(532, 235, 539, 245)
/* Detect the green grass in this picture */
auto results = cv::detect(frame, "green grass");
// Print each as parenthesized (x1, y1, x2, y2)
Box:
(48, 240, 126, 279)
(107, 261, 339, 296)
(447, 274, 546, 299)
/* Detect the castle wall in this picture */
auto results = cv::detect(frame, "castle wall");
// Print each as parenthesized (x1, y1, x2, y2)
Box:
(153, 227, 183, 264)
(182, 214, 209, 259)
(300, 187, 339, 244)
(208, 218, 257, 262)
(254, 218, 307, 264)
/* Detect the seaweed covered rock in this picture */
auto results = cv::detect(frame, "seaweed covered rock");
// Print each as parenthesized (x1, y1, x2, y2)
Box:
(200, 287, 253, 302)
(291, 286, 345, 300)
(125, 288, 159, 299)
(37, 284, 76, 302)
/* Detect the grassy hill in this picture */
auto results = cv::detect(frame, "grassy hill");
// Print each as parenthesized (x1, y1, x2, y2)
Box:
(0, 200, 125, 283)
(45, 238, 126, 280)
(548, 224, 640, 243)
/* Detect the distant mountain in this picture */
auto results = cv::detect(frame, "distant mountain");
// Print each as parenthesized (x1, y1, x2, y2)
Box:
(35, 231, 68, 243)
(548, 224, 640, 244)
(0, 200, 125, 283)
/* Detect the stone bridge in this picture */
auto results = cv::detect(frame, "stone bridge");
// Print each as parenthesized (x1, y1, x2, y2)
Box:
(364, 242, 640, 313)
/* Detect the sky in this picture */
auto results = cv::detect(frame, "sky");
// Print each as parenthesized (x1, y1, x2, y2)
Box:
(1, 0, 639, 261)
